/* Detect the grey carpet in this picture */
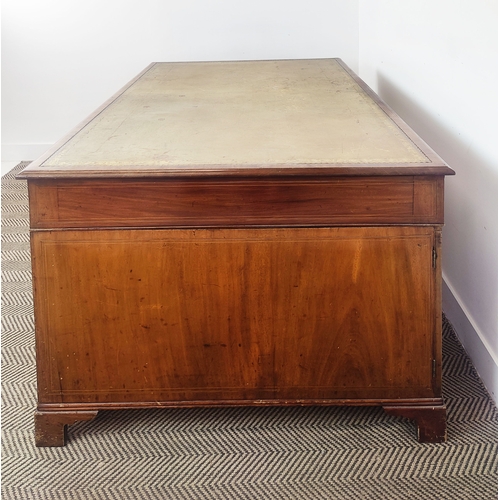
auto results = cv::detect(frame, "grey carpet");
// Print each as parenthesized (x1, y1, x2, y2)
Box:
(1, 162, 498, 499)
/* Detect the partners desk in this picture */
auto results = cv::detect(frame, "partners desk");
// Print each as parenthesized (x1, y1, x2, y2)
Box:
(18, 59, 455, 446)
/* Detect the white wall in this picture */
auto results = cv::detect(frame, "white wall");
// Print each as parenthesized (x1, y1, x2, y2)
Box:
(1, 0, 359, 165)
(359, 0, 498, 403)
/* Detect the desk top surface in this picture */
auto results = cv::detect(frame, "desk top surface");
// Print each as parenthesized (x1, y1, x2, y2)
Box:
(19, 59, 454, 179)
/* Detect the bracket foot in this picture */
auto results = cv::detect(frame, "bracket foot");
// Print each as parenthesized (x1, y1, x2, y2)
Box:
(383, 404, 447, 443)
(34, 410, 98, 447)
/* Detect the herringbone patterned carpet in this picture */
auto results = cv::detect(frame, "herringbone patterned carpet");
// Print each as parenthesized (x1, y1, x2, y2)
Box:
(1, 162, 498, 499)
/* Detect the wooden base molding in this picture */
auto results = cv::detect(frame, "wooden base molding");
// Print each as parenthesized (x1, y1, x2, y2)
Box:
(34, 403, 447, 446)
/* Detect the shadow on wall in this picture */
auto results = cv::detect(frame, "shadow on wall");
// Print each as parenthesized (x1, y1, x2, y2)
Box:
(376, 71, 497, 180)
(376, 69, 497, 270)
(375, 71, 498, 380)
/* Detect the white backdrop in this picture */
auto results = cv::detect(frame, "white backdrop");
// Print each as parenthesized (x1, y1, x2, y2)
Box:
(1, 0, 359, 160)
(2, 0, 497, 402)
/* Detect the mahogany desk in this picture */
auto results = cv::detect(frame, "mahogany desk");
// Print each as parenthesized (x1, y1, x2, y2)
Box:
(18, 59, 455, 446)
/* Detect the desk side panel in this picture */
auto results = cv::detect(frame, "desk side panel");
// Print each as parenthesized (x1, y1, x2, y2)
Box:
(32, 227, 440, 404)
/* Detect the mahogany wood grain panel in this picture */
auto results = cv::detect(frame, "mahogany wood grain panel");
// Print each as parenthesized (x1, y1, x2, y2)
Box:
(28, 176, 444, 229)
(32, 226, 440, 404)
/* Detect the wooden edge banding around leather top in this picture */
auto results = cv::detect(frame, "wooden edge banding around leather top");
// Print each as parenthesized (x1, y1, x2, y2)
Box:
(34, 411, 98, 447)
(383, 405, 447, 443)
